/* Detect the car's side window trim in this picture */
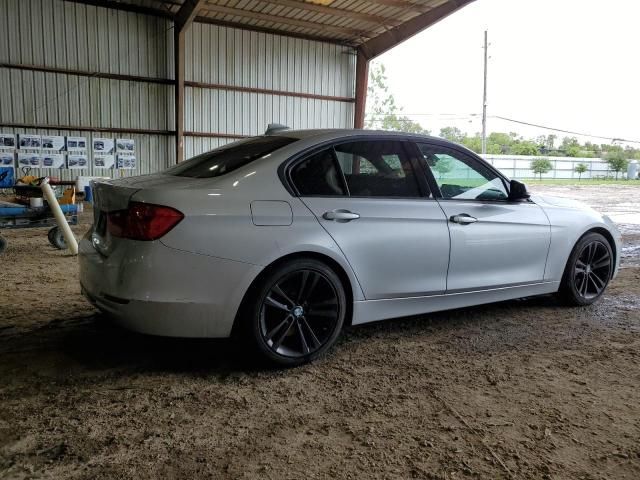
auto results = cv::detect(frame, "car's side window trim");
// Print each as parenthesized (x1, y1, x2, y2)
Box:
(411, 141, 513, 203)
(282, 136, 434, 200)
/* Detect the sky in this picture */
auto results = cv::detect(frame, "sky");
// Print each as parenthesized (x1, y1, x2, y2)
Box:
(373, 0, 640, 147)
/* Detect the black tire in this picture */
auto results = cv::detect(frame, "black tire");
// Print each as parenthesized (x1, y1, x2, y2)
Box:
(241, 258, 347, 367)
(47, 226, 56, 245)
(49, 227, 67, 250)
(0, 235, 6, 255)
(559, 232, 613, 306)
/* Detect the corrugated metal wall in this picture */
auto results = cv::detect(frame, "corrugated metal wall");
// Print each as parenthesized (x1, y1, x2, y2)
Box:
(0, 0, 175, 179)
(1, 0, 357, 177)
(183, 23, 356, 158)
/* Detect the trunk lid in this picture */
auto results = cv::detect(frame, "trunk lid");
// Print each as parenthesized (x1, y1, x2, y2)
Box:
(90, 174, 206, 256)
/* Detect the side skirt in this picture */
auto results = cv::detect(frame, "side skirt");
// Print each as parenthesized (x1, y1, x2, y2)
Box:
(352, 281, 560, 325)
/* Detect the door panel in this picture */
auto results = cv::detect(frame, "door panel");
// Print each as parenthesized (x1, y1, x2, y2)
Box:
(437, 200, 551, 291)
(300, 197, 450, 300)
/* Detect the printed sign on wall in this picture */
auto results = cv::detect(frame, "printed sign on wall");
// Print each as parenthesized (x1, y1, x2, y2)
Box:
(18, 134, 41, 150)
(67, 154, 88, 169)
(0, 134, 16, 149)
(117, 154, 136, 170)
(116, 139, 135, 153)
(0, 152, 14, 167)
(18, 153, 42, 168)
(67, 137, 87, 152)
(93, 138, 114, 155)
(94, 154, 115, 169)
(41, 136, 66, 152)
(42, 154, 65, 169)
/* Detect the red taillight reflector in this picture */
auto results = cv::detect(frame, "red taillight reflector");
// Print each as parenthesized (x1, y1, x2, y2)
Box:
(107, 202, 184, 241)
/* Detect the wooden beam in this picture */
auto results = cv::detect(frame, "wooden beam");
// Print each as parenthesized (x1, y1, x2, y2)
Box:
(359, 0, 475, 59)
(199, 3, 371, 38)
(174, 0, 205, 163)
(354, 50, 369, 129)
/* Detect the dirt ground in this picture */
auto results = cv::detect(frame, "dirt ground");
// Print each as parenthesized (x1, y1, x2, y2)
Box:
(0, 185, 638, 479)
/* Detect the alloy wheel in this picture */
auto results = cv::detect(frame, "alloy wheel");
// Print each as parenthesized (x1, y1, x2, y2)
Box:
(573, 240, 612, 299)
(259, 269, 341, 358)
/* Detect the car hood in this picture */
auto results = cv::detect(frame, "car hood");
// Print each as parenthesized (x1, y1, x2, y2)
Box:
(530, 194, 592, 211)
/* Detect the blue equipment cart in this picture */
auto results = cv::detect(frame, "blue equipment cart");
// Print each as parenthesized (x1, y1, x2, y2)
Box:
(0, 200, 78, 254)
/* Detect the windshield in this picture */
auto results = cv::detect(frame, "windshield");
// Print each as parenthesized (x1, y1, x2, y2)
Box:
(166, 136, 298, 178)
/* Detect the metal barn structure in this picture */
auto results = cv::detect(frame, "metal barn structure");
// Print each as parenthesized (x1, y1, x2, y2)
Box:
(0, 0, 474, 178)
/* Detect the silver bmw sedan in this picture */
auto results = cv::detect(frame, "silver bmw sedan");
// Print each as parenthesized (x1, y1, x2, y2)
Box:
(80, 128, 621, 366)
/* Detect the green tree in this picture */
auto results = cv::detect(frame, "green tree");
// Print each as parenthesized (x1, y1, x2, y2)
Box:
(605, 150, 629, 179)
(574, 163, 588, 180)
(511, 140, 540, 156)
(432, 157, 453, 178)
(365, 63, 430, 134)
(439, 126, 465, 143)
(531, 158, 553, 179)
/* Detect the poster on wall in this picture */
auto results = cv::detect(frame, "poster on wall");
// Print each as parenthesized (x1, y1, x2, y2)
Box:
(18, 153, 42, 168)
(67, 136, 87, 152)
(18, 134, 41, 150)
(116, 154, 136, 170)
(0, 168, 15, 188)
(67, 154, 88, 169)
(116, 139, 135, 153)
(41, 136, 65, 152)
(94, 154, 115, 169)
(0, 152, 15, 167)
(0, 134, 16, 149)
(93, 138, 114, 154)
(42, 154, 65, 169)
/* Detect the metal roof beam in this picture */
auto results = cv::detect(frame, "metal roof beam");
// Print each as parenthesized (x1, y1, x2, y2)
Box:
(62, 0, 173, 18)
(199, 3, 371, 39)
(358, 0, 475, 59)
(175, 0, 206, 31)
(264, 0, 401, 27)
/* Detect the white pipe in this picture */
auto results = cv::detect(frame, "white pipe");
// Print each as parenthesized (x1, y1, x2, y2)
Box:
(40, 178, 79, 255)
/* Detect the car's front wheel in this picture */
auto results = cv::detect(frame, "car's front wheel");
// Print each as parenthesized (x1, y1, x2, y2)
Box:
(559, 232, 613, 306)
(243, 258, 346, 367)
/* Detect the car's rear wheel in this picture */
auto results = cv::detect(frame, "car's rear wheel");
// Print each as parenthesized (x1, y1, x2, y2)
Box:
(243, 258, 346, 367)
(559, 232, 613, 305)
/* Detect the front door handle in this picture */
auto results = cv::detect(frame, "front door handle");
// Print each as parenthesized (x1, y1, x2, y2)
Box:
(450, 213, 478, 225)
(323, 209, 360, 222)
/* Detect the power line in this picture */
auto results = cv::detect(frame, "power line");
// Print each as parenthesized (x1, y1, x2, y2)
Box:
(363, 111, 639, 145)
(491, 116, 640, 144)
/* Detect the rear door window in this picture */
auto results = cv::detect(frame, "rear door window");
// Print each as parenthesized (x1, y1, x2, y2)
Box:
(290, 149, 346, 196)
(334, 141, 422, 198)
(166, 136, 297, 178)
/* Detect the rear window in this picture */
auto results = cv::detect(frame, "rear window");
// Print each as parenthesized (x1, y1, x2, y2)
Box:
(166, 136, 297, 178)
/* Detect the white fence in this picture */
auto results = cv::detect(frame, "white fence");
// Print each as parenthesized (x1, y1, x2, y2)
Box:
(481, 155, 613, 180)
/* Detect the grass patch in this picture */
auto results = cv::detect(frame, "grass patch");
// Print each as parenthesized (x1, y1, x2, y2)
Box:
(519, 178, 640, 186)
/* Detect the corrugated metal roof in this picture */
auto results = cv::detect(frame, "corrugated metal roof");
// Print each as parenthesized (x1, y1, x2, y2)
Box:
(68, 0, 460, 46)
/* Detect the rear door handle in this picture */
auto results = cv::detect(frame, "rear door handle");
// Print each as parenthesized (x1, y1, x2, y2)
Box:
(450, 214, 478, 225)
(323, 209, 360, 222)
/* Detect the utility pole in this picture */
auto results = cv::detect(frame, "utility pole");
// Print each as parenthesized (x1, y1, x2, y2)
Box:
(481, 30, 488, 155)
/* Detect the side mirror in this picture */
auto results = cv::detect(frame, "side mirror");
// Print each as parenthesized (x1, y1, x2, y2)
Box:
(508, 179, 530, 201)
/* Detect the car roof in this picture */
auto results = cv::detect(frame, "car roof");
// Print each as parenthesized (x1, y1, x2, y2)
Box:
(272, 128, 443, 143)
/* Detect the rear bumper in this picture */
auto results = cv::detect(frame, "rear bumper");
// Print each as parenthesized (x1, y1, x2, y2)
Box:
(79, 237, 261, 338)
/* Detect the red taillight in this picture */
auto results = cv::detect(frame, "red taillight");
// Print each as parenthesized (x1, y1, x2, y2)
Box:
(107, 202, 184, 241)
